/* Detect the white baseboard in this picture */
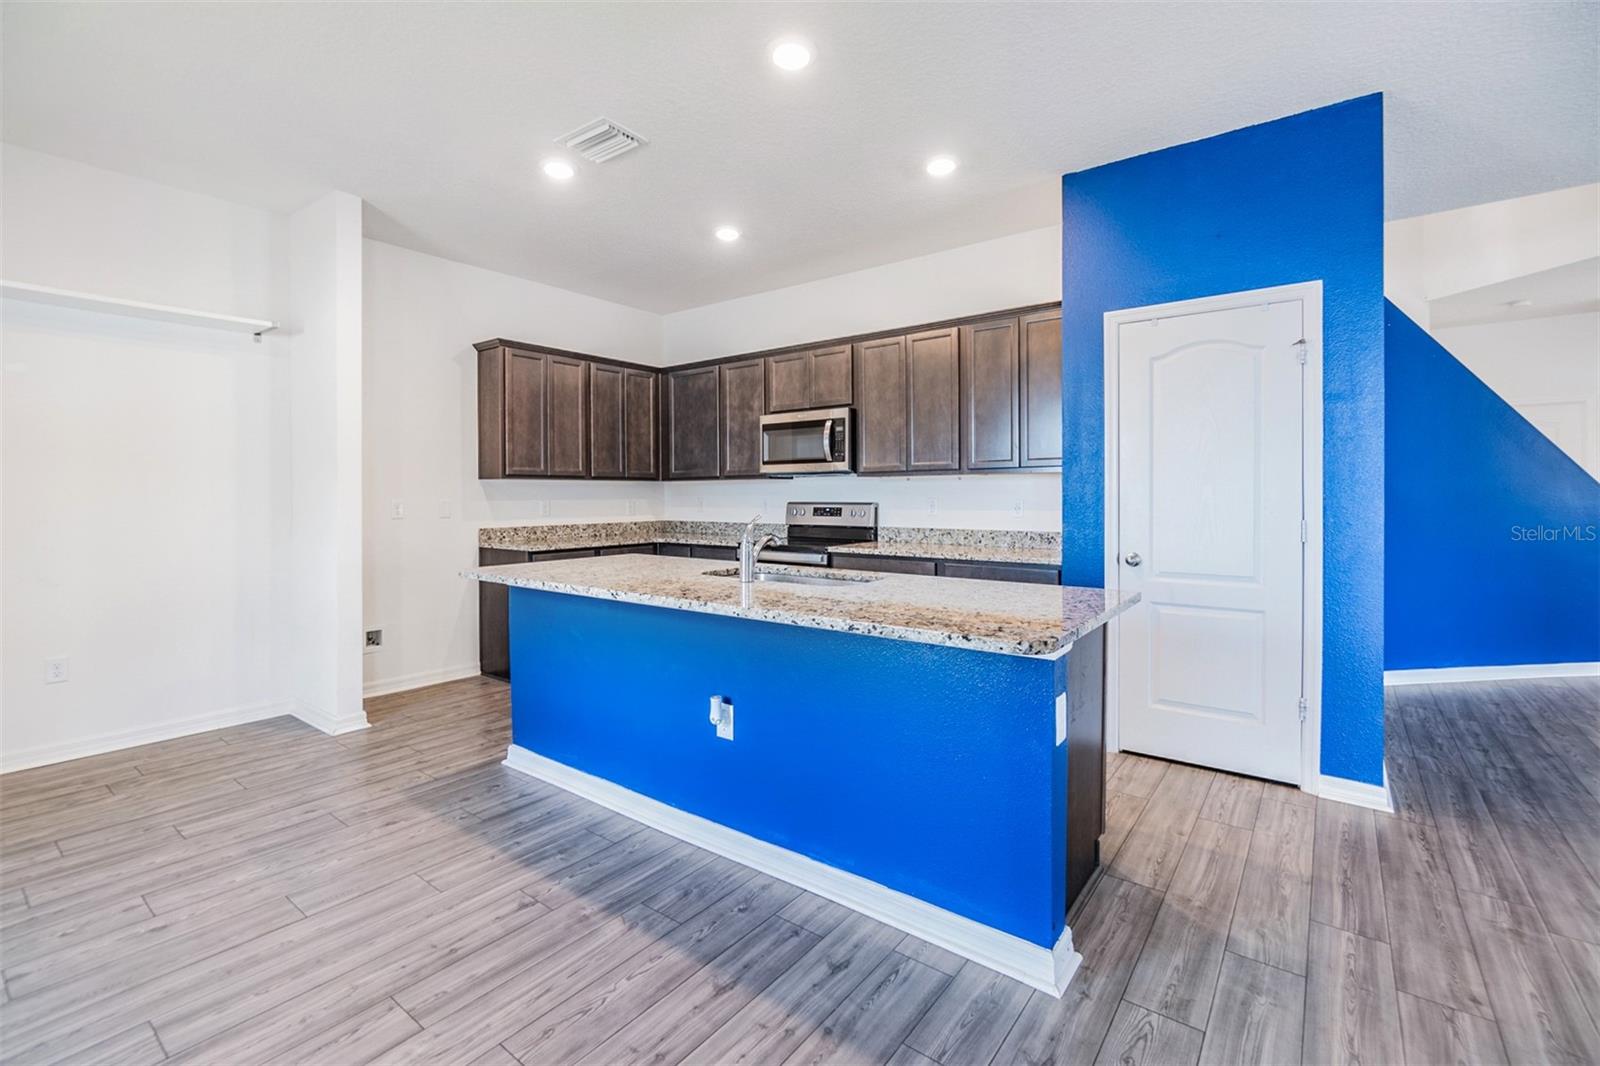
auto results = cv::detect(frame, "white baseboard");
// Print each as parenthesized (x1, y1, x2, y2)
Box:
(363, 665, 480, 698)
(503, 744, 1081, 997)
(0, 699, 294, 774)
(290, 698, 369, 736)
(1385, 662, 1599, 686)
(1316, 766, 1393, 813)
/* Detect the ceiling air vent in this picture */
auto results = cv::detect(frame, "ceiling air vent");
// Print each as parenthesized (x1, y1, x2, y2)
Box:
(558, 119, 647, 163)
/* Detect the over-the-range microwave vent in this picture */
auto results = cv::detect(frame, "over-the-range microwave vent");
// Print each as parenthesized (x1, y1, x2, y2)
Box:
(558, 118, 647, 163)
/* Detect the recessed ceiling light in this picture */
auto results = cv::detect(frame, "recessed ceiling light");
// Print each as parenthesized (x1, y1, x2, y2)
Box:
(925, 156, 958, 178)
(714, 225, 741, 243)
(770, 39, 813, 71)
(542, 158, 575, 181)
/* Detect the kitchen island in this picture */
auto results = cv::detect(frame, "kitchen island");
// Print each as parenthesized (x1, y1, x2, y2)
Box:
(464, 554, 1133, 995)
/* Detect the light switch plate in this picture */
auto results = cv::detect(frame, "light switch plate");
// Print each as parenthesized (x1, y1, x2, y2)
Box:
(1055, 692, 1067, 745)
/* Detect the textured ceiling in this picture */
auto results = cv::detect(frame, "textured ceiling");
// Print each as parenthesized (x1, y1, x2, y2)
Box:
(5, 2, 1596, 311)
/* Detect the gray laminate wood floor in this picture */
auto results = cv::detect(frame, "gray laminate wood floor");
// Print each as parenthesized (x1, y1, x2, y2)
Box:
(2, 675, 1597, 1065)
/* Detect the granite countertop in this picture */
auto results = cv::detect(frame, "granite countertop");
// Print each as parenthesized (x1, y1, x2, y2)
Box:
(480, 520, 1063, 566)
(464, 554, 1133, 658)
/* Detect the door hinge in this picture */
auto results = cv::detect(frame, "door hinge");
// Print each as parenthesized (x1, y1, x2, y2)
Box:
(1300, 519, 1308, 544)
(1298, 697, 1308, 723)
(1292, 338, 1308, 365)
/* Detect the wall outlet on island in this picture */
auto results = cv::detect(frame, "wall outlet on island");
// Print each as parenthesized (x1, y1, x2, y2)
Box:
(709, 695, 734, 740)
(44, 656, 68, 684)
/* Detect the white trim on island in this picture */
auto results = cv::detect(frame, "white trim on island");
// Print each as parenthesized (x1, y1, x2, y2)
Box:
(503, 743, 1082, 997)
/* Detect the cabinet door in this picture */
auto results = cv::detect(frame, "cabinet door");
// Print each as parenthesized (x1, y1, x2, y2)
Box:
(961, 317, 1021, 470)
(810, 344, 853, 407)
(766, 350, 811, 412)
(547, 354, 589, 477)
(666, 366, 720, 479)
(503, 349, 548, 476)
(906, 327, 960, 472)
(1020, 310, 1063, 467)
(721, 358, 766, 477)
(478, 547, 530, 678)
(589, 363, 625, 479)
(854, 337, 908, 473)
(623, 369, 659, 479)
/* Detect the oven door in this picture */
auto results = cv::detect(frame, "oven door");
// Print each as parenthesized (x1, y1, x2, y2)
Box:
(759, 407, 853, 475)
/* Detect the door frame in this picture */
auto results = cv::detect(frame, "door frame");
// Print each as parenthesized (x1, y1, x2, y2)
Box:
(1101, 281, 1324, 794)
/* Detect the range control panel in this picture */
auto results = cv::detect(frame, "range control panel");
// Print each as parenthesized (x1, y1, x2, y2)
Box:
(787, 502, 878, 526)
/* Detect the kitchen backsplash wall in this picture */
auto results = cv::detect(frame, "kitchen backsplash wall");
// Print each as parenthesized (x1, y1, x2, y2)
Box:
(660, 471, 1062, 531)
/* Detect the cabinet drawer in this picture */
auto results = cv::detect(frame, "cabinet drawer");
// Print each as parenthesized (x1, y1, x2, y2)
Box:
(832, 555, 937, 576)
(936, 561, 1060, 584)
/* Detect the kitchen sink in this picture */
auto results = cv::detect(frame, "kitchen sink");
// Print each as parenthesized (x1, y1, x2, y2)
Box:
(703, 567, 880, 587)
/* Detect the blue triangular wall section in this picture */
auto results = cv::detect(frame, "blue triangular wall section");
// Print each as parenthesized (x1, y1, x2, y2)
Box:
(1385, 302, 1600, 669)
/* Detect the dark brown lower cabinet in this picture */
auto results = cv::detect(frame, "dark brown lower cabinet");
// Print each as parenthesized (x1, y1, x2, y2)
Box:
(689, 544, 738, 561)
(831, 555, 938, 576)
(477, 547, 530, 679)
(656, 543, 694, 557)
(1065, 628, 1106, 912)
(594, 545, 658, 556)
(478, 546, 600, 679)
(936, 560, 1061, 584)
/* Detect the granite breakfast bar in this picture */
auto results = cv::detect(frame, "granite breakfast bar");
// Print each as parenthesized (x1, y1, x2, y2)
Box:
(465, 553, 1133, 995)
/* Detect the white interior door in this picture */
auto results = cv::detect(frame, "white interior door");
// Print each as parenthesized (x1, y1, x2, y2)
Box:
(1116, 299, 1305, 783)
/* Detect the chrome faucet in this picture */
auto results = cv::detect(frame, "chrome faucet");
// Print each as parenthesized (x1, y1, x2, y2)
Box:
(738, 515, 780, 584)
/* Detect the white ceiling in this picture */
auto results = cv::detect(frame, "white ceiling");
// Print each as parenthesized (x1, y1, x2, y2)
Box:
(1430, 257, 1600, 329)
(5, 2, 1596, 312)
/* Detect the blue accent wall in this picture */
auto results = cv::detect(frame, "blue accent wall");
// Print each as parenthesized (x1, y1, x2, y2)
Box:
(508, 588, 1071, 947)
(1059, 95, 1386, 785)
(1386, 303, 1600, 669)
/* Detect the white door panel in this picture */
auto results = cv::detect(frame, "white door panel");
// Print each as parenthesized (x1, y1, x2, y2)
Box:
(1117, 299, 1304, 783)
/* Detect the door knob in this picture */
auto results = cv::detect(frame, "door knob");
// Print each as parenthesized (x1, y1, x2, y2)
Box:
(1124, 552, 1142, 567)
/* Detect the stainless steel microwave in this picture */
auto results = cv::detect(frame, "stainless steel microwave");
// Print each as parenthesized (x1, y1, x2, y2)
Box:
(759, 406, 853, 475)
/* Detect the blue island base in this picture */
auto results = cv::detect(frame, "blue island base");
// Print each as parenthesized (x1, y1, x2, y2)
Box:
(504, 588, 1104, 995)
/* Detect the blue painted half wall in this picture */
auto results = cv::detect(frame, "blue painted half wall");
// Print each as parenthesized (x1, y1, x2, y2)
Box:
(1385, 304, 1600, 669)
(1060, 94, 1386, 785)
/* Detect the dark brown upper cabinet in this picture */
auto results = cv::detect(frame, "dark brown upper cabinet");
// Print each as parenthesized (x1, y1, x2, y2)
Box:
(666, 365, 720, 479)
(720, 358, 766, 478)
(906, 327, 961, 472)
(622, 368, 659, 479)
(961, 316, 1021, 470)
(766, 344, 854, 412)
(1019, 310, 1063, 468)
(546, 354, 589, 477)
(854, 336, 909, 473)
(589, 362, 625, 479)
(478, 344, 548, 478)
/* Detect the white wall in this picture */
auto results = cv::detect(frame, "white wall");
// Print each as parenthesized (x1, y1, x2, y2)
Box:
(361, 240, 664, 695)
(1434, 312, 1600, 479)
(1, 145, 291, 769)
(284, 192, 367, 732)
(659, 225, 1063, 531)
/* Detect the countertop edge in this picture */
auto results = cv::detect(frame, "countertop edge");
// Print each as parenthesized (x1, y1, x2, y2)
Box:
(464, 566, 1135, 660)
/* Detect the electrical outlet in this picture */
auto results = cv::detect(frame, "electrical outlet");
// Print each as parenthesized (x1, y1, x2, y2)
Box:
(1012, 500, 1024, 517)
(44, 657, 68, 684)
(626, 498, 638, 516)
(390, 501, 406, 520)
(538, 500, 551, 517)
(438, 499, 453, 519)
(926, 499, 938, 515)
(709, 695, 734, 740)
(364, 629, 383, 654)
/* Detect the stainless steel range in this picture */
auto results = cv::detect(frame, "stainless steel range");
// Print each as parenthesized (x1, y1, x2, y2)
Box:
(761, 501, 878, 567)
